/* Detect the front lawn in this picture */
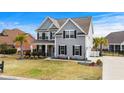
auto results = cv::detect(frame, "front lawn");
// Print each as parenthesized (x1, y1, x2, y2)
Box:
(0, 55, 102, 80)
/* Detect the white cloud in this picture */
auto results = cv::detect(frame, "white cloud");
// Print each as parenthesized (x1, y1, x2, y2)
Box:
(93, 13, 124, 37)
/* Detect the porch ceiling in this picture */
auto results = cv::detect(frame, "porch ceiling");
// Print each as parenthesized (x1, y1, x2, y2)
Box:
(32, 40, 54, 45)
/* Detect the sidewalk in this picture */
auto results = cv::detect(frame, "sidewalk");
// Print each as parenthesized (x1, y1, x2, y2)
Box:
(0, 75, 36, 80)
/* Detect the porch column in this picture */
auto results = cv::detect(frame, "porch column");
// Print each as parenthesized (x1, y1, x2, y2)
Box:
(114, 44, 115, 52)
(30, 45, 33, 53)
(45, 44, 48, 56)
(120, 44, 122, 51)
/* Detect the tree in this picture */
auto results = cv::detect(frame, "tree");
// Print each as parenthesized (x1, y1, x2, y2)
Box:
(14, 34, 28, 59)
(0, 43, 8, 56)
(93, 37, 108, 56)
(93, 37, 100, 51)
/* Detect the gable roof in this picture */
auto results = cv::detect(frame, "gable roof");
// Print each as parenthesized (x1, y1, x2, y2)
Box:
(57, 17, 92, 34)
(36, 17, 60, 31)
(0, 28, 36, 50)
(55, 18, 86, 34)
(36, 16, 92, 34)
(106, 31, 124, 44)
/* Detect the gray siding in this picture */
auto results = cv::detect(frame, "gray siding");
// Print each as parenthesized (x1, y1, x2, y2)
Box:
(55, 20, 85, 59)
(40, 18, 52, 29)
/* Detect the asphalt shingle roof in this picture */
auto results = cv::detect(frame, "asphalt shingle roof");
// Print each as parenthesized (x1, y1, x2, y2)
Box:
(106, 31, 124, 44)
(37, 16, 92, 34)
(0, 28, 36, 50)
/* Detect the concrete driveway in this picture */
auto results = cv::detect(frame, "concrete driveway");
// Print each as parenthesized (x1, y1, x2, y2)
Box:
(90, 56, 124, 80)
(0, 75, 34, 80)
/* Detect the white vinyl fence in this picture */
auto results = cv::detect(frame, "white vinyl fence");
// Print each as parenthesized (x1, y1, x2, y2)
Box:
(90, 51, 100, 57)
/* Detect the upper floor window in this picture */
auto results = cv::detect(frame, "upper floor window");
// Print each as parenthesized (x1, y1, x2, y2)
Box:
(42, 33, 46, 40)
(63, 30, 76, 38)
(65, 31, 69, 38)
(50, 32, 55, 39)
(70, 31, 75, 38)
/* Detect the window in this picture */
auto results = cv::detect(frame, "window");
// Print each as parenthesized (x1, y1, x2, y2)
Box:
(42, 33, 46, 40)
(70, 31, 75, 38)
(65, 31, 69, 38)
(59, 46, 67, 55)
(51, 32, 55, 39)
(63, 30, 76, 38)
(50, 32, 55, 39)
(75, 46, 80, 55)
(109, 45, 114, 51)
(115, 45, 120, 51)
(73, 45, 82, 56)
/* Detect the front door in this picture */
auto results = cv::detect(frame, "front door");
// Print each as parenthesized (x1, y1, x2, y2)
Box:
(42, 45, 45, 56)
(48, 45, 54, 57)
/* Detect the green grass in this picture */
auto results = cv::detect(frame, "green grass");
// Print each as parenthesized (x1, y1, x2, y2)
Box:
(0, 55, 102, 80)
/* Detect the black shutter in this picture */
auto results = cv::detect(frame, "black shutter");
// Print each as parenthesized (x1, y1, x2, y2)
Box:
(50, 32, 52, 39)
(37, 33, 39, 39)
(63, 31, 65, 38)
(73, 46, 75, 55)
(65, 46, 67, 55)
(58, 46, 60, 55)
(37, 45, 39, 51)
(74, 30, 76, 38)
(80, 46, 82, 56)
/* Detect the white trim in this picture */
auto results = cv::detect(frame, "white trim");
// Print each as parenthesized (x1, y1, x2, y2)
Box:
(48, 23, 54, 29)
(45, 45, 48, 55)
(65, 29, 74, 31)
(64, 30, 75, 38)
(55, 18, 86, 35)
(35, 16, 49, 32)
(77, 35, 85, 36)
(33, 43, 54, 45)
(109, 43, 121, 45)
(54, 35, 57, 57)
(73, 45, 81, 56)
(59, 44, 66, 46)
(74, 45, 80, 46)
(59, 45, 66, 55)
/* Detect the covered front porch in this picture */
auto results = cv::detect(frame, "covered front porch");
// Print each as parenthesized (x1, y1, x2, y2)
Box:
(109, 44, 124, 52)
(37, 45, 54, 57)
(32, 40, 55, 57)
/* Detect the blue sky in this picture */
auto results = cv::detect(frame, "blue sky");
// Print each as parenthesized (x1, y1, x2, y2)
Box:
(0, 12, 124, 38)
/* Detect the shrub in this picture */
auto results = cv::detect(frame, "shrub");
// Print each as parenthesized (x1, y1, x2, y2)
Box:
(96, 59, 102, 66)
(89, 62, 96, 66)
(0, 48, 17, 54)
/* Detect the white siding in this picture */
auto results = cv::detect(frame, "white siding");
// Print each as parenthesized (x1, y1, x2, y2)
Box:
(85, 22, 93, 59)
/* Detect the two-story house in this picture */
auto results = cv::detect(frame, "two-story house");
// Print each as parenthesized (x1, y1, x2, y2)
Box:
(33, 16, 93, 60)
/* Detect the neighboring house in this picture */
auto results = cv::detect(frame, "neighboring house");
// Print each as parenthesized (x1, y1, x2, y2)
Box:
(33, 16, 94, 60)
(106, 31, 124, 52)
(0, 28, 36, 52)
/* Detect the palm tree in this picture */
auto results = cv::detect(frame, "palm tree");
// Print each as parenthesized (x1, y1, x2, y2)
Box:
(99, 37, 108, 56)
(93, 37, 100, 51)
(93, 37, 108, 56)
(14, 34, 28, 59)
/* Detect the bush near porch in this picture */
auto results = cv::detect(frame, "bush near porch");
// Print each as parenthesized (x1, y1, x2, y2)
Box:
(0, 55, 102, 80)
(103, 51, 124, 56)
